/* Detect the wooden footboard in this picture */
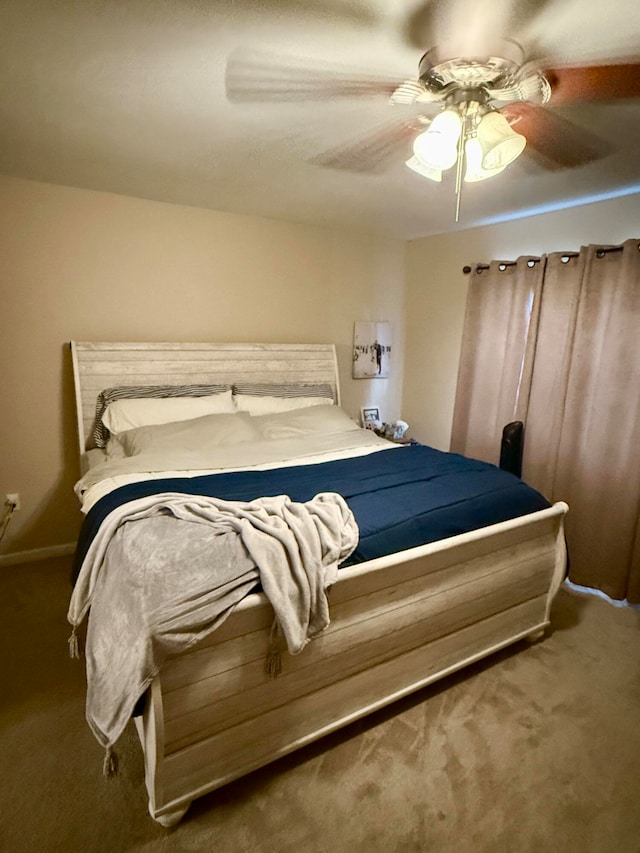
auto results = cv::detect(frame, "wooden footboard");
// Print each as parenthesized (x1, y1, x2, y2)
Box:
(135, 501, 568, 826)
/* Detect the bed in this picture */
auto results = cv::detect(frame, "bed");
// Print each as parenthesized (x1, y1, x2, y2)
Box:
(69, 341, 568, 827)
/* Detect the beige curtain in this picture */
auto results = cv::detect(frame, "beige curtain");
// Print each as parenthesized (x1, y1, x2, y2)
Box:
(521, 250, 585, 497)
(452, 239, 640, 603)
(450, 255, 545, 465)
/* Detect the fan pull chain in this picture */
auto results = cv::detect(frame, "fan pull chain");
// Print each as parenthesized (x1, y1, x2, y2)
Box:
(454, 114, 468, 223)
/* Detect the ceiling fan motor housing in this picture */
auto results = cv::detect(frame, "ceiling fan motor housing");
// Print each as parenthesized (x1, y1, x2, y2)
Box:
(414, 39, 552, 111)
(418, 40, 524, 91)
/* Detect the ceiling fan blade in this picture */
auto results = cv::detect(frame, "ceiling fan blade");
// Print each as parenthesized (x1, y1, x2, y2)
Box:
(225, 48, 405, 103)
(505, 103, 611, 169)
(310, 118, 422, 173)
(545, 63, 640, 105)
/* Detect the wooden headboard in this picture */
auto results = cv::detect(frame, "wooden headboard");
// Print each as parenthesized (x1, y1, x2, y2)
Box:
(70, 341, 341, 456)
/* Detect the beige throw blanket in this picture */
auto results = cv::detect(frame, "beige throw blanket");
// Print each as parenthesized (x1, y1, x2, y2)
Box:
(68, 491, 358, 758)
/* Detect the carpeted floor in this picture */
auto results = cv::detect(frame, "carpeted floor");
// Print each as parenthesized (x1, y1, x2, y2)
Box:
(0, 555, 639, 853)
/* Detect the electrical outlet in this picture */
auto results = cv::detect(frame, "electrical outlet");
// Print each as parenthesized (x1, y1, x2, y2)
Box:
(6, 493, 20, 511)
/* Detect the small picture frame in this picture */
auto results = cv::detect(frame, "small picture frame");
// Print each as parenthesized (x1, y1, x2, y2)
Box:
(361, 406, 381, 430)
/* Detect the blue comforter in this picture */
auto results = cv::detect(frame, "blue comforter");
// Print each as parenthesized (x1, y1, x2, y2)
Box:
(73, 444, 549, 581)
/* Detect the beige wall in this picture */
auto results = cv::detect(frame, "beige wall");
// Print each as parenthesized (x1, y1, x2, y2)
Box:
(403, 193, 640, 451)
(0, 175, 406, 559)
(2, 172, 638, 561)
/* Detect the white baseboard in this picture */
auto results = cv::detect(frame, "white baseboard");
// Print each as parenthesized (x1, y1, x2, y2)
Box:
(0, 542, 76, 567)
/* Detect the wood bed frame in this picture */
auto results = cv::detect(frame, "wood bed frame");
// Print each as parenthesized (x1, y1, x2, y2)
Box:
(70, 341, 568, 827)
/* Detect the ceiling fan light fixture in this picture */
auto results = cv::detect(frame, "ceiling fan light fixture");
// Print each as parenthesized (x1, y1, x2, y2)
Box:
(405, 155, 442, 182)
(413, 108, 462, 171)
(476, 110, 526, 171)
(463, 137, 506, 182)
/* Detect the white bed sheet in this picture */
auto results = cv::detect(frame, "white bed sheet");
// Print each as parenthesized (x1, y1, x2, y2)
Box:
(77, 430, 398, 513)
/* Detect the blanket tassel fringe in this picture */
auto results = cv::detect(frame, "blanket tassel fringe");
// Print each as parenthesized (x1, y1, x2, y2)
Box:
(266, 648, 282, 678)
(68, 628, 79, 660)
(103, 745, 118, 778)
(267, 619, 283, 678)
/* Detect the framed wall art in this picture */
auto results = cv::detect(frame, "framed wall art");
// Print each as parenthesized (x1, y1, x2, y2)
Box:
(353, 321, 392, 379)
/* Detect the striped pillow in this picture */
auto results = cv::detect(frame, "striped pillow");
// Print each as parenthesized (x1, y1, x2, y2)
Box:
(232, 382, 335, 400)
(232, 382, 336, 417)
(92, 384, 232, 448)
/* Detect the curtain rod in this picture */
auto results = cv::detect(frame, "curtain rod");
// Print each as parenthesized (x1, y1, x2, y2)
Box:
(462, 258, 542, 274)
(595, 245, 624, 257)
(462, 244, 630, 274)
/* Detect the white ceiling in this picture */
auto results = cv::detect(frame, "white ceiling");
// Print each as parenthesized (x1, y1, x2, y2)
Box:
(1, 0, 639, 239)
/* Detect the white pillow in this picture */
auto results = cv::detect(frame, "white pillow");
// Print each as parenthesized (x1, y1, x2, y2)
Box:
(118, 411, 262, 457)
(234, 395, 334, 416)
(102, 390, 236, 435)
(252, 405, 360, 440)
(105, 435, 126, 460)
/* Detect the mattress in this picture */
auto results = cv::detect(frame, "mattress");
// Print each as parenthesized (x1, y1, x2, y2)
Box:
(73, 443, 550, 580)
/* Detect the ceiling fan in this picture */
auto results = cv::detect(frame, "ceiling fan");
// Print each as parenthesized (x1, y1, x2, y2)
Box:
(224, 8, 640, 220)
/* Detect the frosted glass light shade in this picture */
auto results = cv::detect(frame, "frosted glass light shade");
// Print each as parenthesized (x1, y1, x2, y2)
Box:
(413, 109, 462, 171)
(405, 155, 442, 182)
(463, 137, 507, 182)
(477, 111, 526, 171)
